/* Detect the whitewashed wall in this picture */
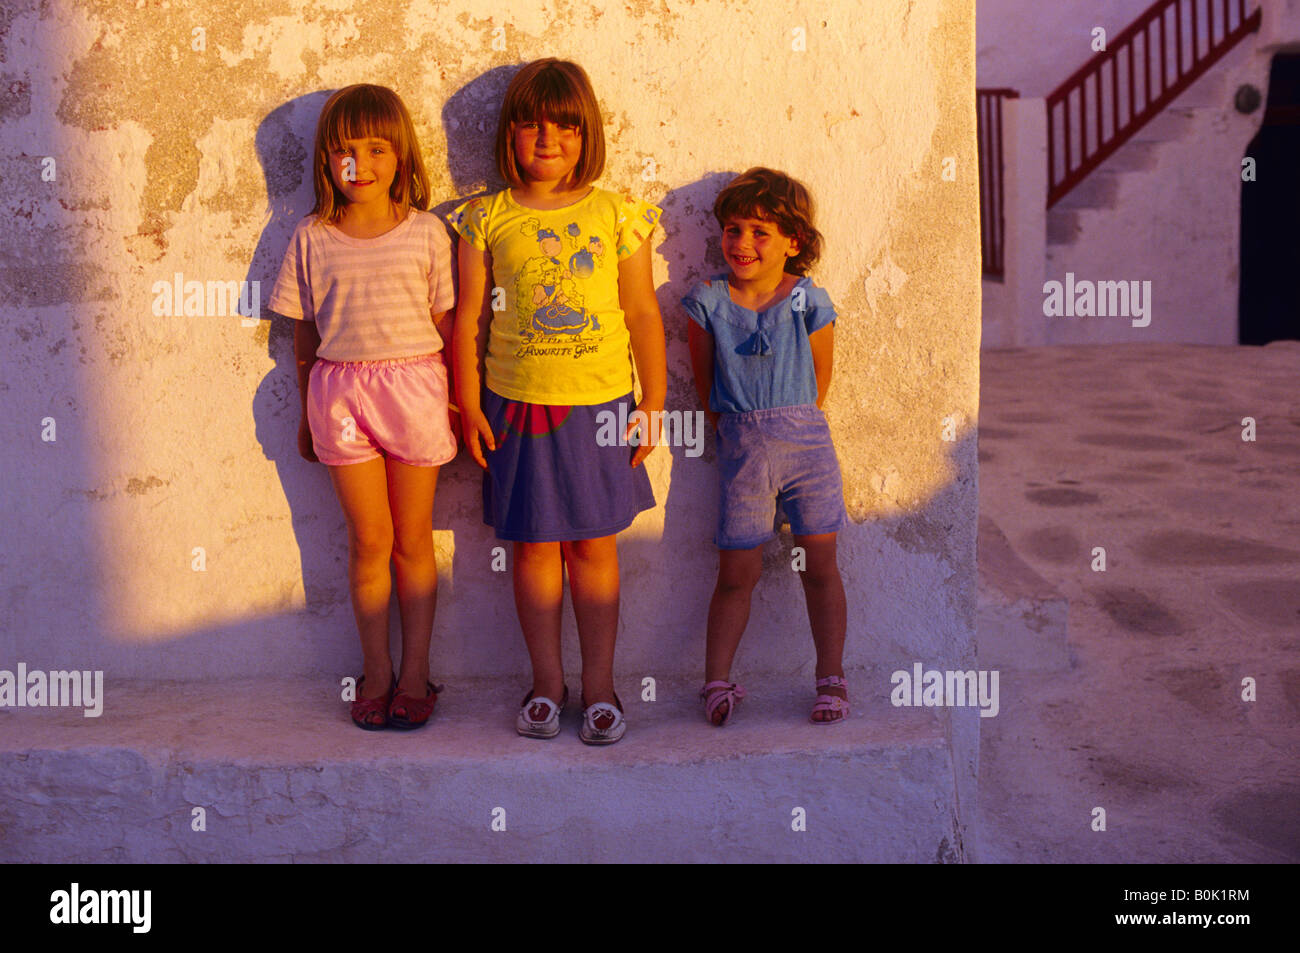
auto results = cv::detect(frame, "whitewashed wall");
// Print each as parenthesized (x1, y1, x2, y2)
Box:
(978, 0, 1164, 93)
(0, 1, 979, 698)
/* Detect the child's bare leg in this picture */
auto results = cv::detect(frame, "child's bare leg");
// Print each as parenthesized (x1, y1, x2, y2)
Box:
(514, 541, 565, 701)
(561, 535, 619, 713)
(386, 459, 439, 697)
(329, 459, 395, 699)
(704, 545, 762, 724)
(794, 532, 847, 721)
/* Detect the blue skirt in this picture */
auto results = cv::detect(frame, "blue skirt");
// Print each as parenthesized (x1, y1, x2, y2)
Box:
(481, 389, 656, 542)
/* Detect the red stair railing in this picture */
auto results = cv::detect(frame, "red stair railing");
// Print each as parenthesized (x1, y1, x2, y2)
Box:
(977, 88, 1019, 279)
(1046, 0, 1261, 207)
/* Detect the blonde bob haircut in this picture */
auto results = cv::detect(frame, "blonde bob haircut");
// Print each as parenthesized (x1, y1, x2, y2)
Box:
(312, 84, 431, 223)
(494, 59, 605, 189)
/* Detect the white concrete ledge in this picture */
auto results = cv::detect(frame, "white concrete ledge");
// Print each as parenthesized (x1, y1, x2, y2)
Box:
(0, 673, 965, 863)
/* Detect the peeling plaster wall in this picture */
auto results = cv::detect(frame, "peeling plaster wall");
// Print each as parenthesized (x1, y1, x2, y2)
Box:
(0, 0, 979, 687)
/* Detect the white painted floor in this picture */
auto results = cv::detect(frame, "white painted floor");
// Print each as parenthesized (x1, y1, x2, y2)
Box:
(975, 342, 1300, 862)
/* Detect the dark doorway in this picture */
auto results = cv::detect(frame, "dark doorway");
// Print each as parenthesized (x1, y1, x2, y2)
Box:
(1239, 54, 1300, 345)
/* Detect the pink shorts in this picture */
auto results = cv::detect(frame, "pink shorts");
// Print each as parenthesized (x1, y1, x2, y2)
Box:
(307, 353, 456, 467)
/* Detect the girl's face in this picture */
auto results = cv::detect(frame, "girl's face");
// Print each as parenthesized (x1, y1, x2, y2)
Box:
(328, 136, 398, 207)
(513, 117, 582, 187)
(721, 215, 799, 284)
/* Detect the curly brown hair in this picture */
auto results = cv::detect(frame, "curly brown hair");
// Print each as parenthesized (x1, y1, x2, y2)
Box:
(712, 167, 823, 275)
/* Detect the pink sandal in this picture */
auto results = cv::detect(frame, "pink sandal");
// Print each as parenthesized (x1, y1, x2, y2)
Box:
(700, 680, 746, 727)
(811, 674, 849, 725)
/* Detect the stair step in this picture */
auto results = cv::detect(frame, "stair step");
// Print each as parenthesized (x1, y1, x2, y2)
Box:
(1047, 208, 1083, 246)
(1054, 170, 1122, 210)
(1131, 107, 1197, 142)
(975, 516, 1072, 672)
(1171, 69, 1228, 108)
(1097, 139, 1161, 173)
(0, 674, 966, 862)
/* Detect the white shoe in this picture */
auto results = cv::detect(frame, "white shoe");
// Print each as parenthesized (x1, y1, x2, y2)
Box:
(579, 695, 626, 745)
(516, 686, 567, 739)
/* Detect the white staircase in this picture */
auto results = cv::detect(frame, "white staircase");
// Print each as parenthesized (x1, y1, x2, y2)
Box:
(1048, 72, 1228, 249)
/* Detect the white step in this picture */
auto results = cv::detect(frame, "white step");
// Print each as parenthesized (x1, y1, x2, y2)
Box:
(1131, 106, 1197, 142)
(1054, 170, 1123, 210)
(1171, 69, 1227, 109)
(0, 673, 968, 862)
(1047, 208, 1083, 247)
(1096, 139, 1161, 173)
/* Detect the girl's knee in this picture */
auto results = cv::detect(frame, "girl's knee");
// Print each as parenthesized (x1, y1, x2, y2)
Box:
(350, 525, 394, 564)
(392, 530, 434, 563)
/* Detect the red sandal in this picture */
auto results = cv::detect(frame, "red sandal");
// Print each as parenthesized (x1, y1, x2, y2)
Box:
(388, 681, 442, 730)
(351, 675, 396, 731)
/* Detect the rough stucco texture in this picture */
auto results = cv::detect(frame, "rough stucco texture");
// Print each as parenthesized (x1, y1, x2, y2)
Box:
(0, 0, 980, 680)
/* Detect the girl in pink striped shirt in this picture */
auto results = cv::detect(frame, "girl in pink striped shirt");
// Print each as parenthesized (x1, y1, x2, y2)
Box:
(270, 85, 456, 731)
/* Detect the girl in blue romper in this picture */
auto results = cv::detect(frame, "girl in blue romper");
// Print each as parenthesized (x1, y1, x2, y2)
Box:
(684, 167, 850, 727)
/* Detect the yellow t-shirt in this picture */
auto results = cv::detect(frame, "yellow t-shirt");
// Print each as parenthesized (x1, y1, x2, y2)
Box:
(448, 187, 661, 404)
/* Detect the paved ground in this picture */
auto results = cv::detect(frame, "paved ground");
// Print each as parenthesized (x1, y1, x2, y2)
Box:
(975, 343, 1300, 863)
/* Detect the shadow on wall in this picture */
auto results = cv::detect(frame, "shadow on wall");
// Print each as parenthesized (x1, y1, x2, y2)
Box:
(229, 72, 544, 683)
(247, 92, 338, 662)
(99, 72, 973, 687)
(611, 172, 737, 664)
(433, 64, 520, 218)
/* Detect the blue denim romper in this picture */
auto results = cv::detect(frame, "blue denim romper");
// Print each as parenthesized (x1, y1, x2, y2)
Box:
(682, 276, 848, 549)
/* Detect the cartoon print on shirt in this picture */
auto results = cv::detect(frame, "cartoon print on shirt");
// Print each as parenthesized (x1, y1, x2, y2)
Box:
(515, 218, 608, 353)
(568, 234, 606, 279)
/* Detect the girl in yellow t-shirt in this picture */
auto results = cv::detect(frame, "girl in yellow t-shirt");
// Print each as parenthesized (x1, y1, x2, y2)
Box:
(448, 58, 666, 745)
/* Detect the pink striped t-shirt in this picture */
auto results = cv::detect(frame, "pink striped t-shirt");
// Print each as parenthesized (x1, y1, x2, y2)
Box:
(269, 208, 455, 362)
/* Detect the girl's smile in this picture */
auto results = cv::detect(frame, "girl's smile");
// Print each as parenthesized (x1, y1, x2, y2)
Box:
(513, 118, 582, 186)
(329, 136, 398, 208)
(721, 216, 799, 285)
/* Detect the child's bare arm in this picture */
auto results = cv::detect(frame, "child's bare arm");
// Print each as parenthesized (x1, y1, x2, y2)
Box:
(686, 320, 718, 430)
(808, 322, 835, 407)
(293, 319, 322, 461)
(293, 320, 321, 404)
(431, 306, 455, 391)
(618, 240, 666, 467)
(452, 237, 497, 467)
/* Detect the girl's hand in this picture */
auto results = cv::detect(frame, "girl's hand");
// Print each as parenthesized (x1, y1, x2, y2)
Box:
(460, 405, 497, 469)
(626, 400, 662, 468)
(449, 407, 463, 448)
(297, 418, 318, 463)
